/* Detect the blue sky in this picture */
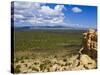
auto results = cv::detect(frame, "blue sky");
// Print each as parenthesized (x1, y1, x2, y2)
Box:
(12, 1, 97, 29)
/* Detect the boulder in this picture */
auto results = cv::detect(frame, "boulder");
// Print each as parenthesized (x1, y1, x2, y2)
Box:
(79, 54, 96, 69)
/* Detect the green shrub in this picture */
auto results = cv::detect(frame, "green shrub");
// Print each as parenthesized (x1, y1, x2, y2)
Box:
(21, 60, 24, 63)
(28, 66, 31, 69)
(15, 58, 20, 63)
(32, 66, 39, 71)
(40, 64, 46, 71)
(34, 62, 39, 65)
(65, 63, 68, 66)
(25, 57, 29, 59)
(24, 64, 28, 67)
(16, 65, 21, 68)
(14, 65, 21, 73)
(63, 59, 67, 62)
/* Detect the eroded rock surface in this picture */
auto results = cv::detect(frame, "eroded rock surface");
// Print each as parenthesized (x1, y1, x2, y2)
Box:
(76, 28, 97, 69)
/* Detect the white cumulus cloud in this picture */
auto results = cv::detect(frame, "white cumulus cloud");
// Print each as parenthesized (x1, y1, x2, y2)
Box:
(38, 5, 64, 16)
(13, 2, 66, 26)
(55, 5, 64, 11)
(72, 7, 82, 13)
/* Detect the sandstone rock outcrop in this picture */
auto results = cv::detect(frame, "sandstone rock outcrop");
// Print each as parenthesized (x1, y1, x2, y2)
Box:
(77, 28, 97, 69)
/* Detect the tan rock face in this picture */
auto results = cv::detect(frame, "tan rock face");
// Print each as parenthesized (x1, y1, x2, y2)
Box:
(79, 28, 97, 60)
(79, 54, 96, 69)
(77, 28, 97, 69)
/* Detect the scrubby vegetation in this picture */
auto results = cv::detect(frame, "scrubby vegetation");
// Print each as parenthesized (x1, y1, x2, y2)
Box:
(13, 29, 97, 73)
(14, 30, 82, 52)
(14, 65, 21, 73)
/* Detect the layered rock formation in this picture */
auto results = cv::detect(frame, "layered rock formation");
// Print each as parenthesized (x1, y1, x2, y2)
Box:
(76, 28, 97, 69)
